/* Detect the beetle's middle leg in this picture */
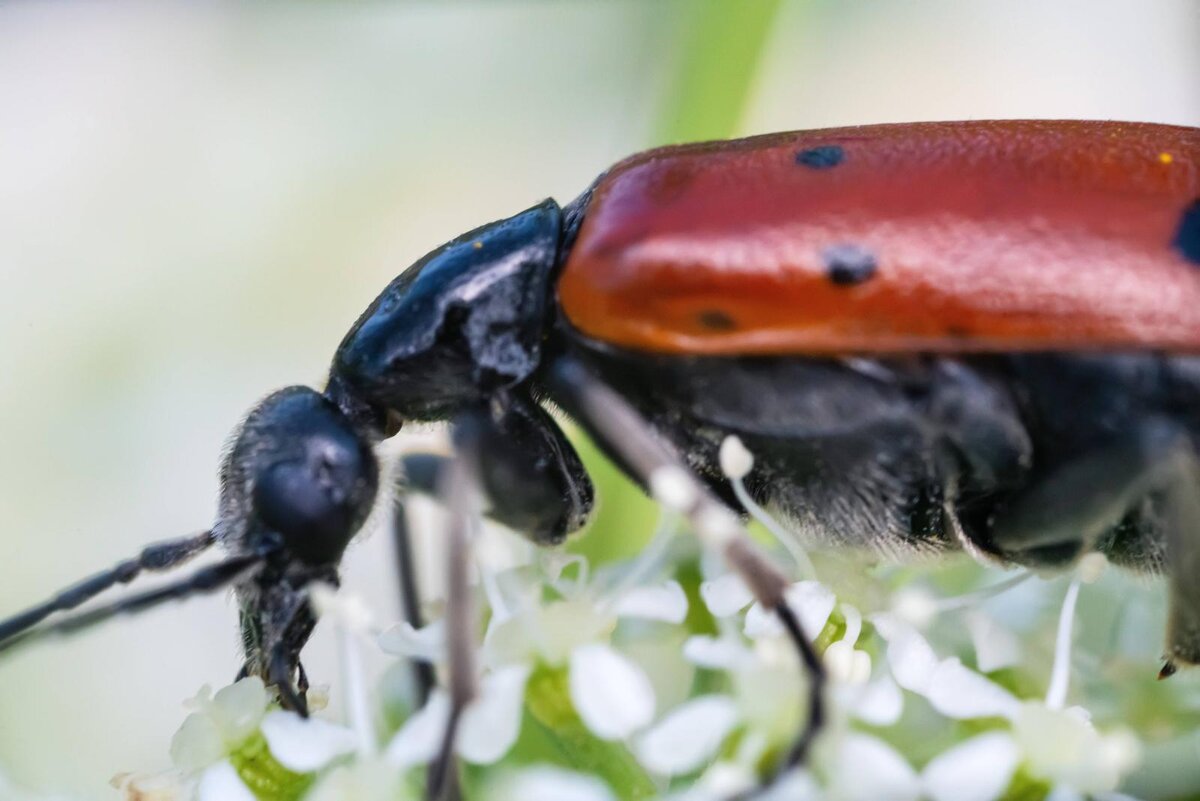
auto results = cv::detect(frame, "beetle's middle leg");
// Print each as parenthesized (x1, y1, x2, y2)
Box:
(544, 355, 825, 773)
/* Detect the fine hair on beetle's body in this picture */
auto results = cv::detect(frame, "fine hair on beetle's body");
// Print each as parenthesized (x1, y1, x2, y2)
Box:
(1, 120, 1198, 798)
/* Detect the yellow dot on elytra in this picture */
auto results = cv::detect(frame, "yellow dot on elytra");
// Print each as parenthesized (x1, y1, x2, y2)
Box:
(473, 241, 483, 249)
(1158, 152, 1174, 164)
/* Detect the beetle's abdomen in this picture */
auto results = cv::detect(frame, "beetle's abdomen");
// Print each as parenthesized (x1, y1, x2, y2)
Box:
(559, 120, 1200, 355)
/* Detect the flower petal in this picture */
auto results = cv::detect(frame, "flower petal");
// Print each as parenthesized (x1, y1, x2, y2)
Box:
(745, 582, 834, 640)
(196, 761, 256, 801)
(209, 677, 270, 744)
(569, 643, 656, 740)
(700, 574, 754, 618)
(260, 711, 357, 773)
(1013, 701, 1138, 793)
(849, 674, 904, 727)
(170, 713, 226, 771)
(635, 695, 739, 775)
(385, 692, 449, 767)
(871, 613, 940, 695)
(488, 766, 617, 801)
(926, 658, 1019, 720)
(683, 635, 749, 670)
(922, 732, 1019, 801)
(757, 770, 821, 801)
(613, 581, 688, 624)
(308, 583, 375, 634)
(456, 665, 531, 764)
(829, 733, 920, 801)
(305, 760, 406, 801)
(965, 611, 1021, 673)
(378, 619, 445, 662)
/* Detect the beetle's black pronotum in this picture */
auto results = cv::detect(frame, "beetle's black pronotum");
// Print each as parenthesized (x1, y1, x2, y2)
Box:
(2, 121, 1199, 798)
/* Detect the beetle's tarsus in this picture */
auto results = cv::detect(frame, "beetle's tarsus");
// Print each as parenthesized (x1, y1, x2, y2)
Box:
(1159, 660, 1179, 680)
(774, 600, 826, 770)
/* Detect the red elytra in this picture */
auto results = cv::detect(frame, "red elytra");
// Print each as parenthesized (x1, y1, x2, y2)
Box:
(558, 120, 1200, 355)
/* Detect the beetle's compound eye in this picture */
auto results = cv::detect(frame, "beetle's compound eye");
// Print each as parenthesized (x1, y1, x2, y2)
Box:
(241, 388, 379, 564)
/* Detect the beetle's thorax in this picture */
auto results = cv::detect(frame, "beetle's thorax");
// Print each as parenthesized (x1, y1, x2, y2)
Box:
(328, 200, 565, 426)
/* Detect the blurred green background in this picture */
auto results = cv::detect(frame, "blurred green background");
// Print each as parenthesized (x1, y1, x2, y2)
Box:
(0, 1, 1197, 798)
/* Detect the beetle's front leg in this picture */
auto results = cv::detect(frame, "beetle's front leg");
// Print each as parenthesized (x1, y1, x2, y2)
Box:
(398, 389, 594, 545)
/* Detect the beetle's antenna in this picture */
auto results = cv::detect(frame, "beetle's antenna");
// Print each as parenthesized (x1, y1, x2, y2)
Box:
(545, 356, 825, 770)
(427, 450, 481, 801)
(0, 553, 261, 654)
(0, 530, 216, 645)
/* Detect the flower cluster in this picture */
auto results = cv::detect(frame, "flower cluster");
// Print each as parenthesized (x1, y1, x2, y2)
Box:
(110, 437, 1188, 801)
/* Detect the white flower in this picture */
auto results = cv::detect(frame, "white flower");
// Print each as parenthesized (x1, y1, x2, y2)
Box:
(304, 759, 413, 801)
(700, 573, 755, 618)
(827, 733, 921, 801)
(170, 678, 271, 772)
(872, 613, 1019, 719)
(638, 580, 890, 778)
(196, 761, 256, 801)
(743, 580, 836, 639)
(378, 619, 446, 663)
(922, 732, 1020, 801)
(823, 604, 871, 685)
(387, 664, 532, 767)
(635, 696, 740, 775)
(570, 643, 658, 739)
(383, 559, 681, 762)
(965, 610, 1021, 673)
(259, 710, 357, 772)
(920, 703, 1140, 801)
(485, 766, 617, 801)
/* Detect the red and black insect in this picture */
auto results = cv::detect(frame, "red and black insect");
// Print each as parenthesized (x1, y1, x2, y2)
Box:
(2, 119, 1198, 790)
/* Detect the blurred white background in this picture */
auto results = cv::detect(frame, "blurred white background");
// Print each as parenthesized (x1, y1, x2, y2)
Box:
(0, 1, 1196, 797)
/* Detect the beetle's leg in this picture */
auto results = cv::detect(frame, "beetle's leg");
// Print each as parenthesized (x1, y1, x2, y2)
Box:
(1159, 441, 1200, 674)
(426, 451, 480, 801)
(399, 390, 594, 545)
(989, 419, 1189, 567)
(393, 494, 436, 707)
(0, 530, 216, 643)
(544, 356, 824, 770)
(0, 553, 260, 654)
(268, 638, 309, 717)
(259, 591, 324, 717)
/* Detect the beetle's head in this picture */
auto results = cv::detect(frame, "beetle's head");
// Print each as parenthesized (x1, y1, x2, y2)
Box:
(220, 386, 379, 565)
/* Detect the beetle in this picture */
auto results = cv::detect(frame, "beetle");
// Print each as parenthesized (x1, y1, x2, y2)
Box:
(2, 119, 1198, 784)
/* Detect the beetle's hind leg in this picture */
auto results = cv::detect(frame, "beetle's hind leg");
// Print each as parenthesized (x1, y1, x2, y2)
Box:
(544, 355, 825, 773)
(986, 419, 1200, 674)
(0, 530, 216, 645)
(1158, 437, 1200, 675)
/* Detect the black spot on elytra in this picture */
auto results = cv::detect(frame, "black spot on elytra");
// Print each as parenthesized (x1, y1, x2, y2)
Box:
(796, 145, 844, 169)
(823, 244, 878, 286)
(696, 309, 736, 331)
(1174, 198, 1200, 266)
